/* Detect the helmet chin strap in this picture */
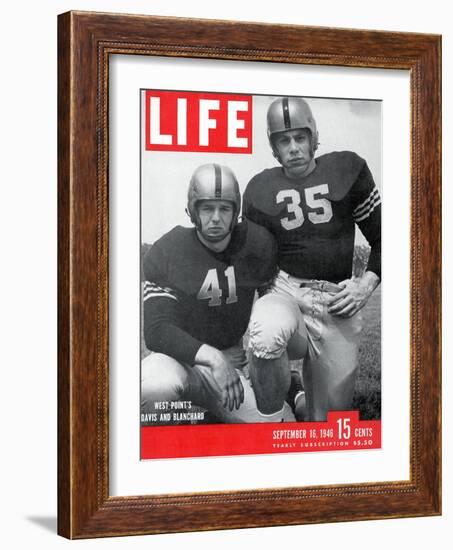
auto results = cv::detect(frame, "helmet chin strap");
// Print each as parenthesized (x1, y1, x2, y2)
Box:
(186, 207, 202, 232)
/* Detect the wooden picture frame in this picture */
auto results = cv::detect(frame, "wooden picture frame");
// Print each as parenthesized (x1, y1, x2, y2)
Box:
(58, 11, 441, 539)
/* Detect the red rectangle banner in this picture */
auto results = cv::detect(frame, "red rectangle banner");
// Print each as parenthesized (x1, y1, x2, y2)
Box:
(144, 90, 253, 153)
(141, 411, 381, 460)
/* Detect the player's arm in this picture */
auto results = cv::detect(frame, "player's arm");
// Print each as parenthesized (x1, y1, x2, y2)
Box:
(143, 281, 203, 364)
(143, 282, 244, 411)
(143, 243, 203, 363)
(329, 162, 381, 317)
(352, 161, 381, 279)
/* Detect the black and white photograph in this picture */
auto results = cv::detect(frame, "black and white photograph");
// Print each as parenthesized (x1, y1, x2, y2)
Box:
(140, 90, 382, 459)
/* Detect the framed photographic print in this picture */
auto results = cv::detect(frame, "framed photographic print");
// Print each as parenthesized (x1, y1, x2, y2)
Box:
(58, 11, 441, 538)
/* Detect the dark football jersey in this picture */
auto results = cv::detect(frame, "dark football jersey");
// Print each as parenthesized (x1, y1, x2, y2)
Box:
(143, 220, 277, 360)
(243, 151, 381, 283)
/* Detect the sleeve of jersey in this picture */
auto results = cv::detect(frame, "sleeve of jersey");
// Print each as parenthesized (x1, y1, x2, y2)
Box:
(143, 283, 203, 365)
(351, 163, 382, 280)
(142, 244, 203, 364)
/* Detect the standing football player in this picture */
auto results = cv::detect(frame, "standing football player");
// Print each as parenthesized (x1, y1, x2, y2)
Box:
(142, 163, 298, 423)
(243, 97, 381, 422)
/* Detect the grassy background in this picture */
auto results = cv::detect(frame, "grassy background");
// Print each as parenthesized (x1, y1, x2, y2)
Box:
(352, 284, 381, 419)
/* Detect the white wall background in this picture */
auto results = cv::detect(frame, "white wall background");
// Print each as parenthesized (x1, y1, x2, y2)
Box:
(0, 1, 449, 548)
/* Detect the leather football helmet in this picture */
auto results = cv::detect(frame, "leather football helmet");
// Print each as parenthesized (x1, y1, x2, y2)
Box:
(267, 97, 319, 156)
(187, 164, 241, 231)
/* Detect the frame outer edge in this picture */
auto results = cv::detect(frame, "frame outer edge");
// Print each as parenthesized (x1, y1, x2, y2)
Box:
(58, 10, 107, 538)
(73, 11, 104, 537)
(437, 35, 442, 514)
(57, 11, 72, 539)
(423, 36, 442, 513)
(411, 37, 441, 514)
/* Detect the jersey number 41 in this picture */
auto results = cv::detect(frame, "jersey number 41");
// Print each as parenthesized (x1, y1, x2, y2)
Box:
(197, 266, 238, 307)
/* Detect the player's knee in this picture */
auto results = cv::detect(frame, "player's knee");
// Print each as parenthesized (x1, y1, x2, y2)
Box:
(248, 294, 299, 359)
(141, 353, 188, 409)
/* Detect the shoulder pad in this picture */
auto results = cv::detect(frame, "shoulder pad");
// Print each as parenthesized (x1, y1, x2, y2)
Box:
(316, 151, 366, 201)
(244, 219, 276, 251)
(233, 220, 277, 283)
(156, 226, 202, 266)
(244, 167, 282, 212)
(143, 226, 193, 281)
(154, 225, 190, 248)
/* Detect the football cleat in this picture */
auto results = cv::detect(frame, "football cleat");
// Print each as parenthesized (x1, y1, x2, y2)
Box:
(287, 370, 307, 421)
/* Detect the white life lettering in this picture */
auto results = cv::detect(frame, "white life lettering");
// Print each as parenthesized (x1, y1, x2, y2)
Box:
(199, 100, 220, 146)
(177, 97, 187, 146)
(149, 97, 173, 145)
(227, 101, 248, 148)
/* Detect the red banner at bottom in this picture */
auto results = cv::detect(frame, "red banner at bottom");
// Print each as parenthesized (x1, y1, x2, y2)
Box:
(141, 411, 381, 459)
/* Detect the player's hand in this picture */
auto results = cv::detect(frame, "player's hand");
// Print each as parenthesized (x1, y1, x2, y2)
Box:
(224, 346, 250, 381)
(328, 272, 379, 318)
(223, 346, 248, 369)
(210, 350, 245, 411)
(195, 345, 244, 411)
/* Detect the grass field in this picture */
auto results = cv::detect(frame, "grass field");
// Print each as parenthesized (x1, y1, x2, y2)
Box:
(352, 284, 381, 419)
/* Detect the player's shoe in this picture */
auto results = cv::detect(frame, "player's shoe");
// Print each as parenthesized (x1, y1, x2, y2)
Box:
(293, 390, 306, 421)
(252, 401, 296, 423)
(287, 370, 306, 421)
(280, 400, 297, 422)
(232, 374, 296, 423)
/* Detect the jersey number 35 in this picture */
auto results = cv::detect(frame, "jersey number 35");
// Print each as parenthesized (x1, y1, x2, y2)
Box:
(277, 184, 333, 230)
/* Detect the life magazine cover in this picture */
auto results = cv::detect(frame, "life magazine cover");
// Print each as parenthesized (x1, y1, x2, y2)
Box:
(140, 90, 381, 459)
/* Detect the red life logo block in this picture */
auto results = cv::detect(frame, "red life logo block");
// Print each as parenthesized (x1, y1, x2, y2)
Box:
(144, 90, 253, 154)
